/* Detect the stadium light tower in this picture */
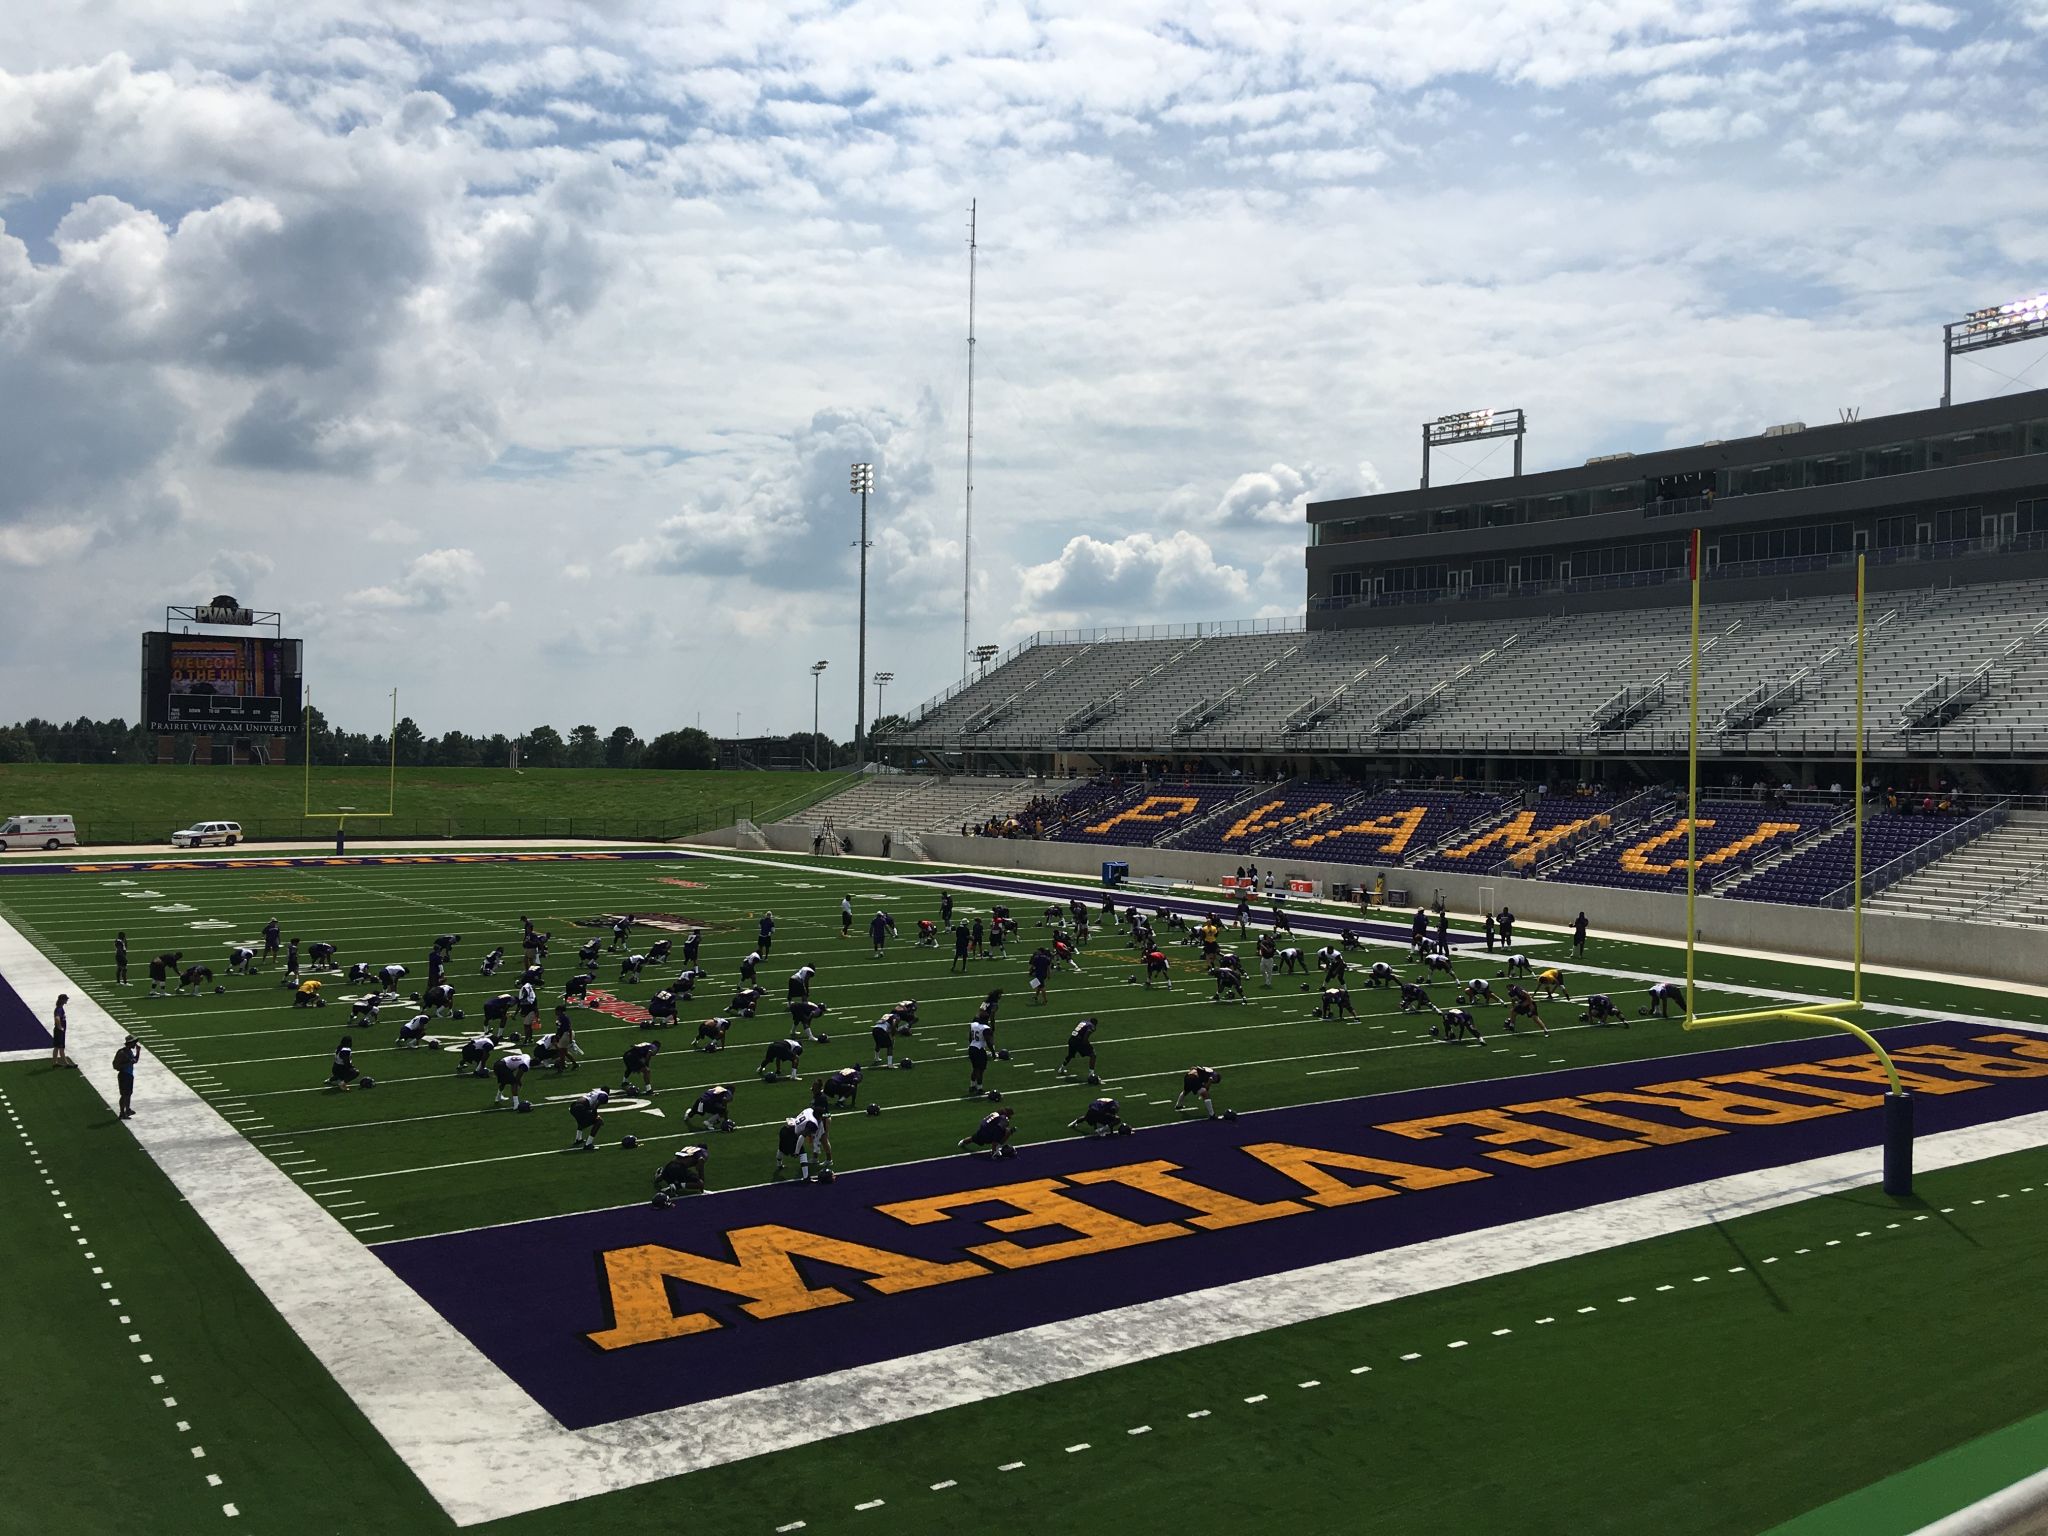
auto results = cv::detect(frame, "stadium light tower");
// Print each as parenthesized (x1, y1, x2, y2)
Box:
(1943, 291, 2048, 407)
(809, 660, 829, 770)
(1422, 407, 1527, 489)
(973, 643, 1000, 676)
(851, 462, 875, 765)
(873, 670, 894, 725)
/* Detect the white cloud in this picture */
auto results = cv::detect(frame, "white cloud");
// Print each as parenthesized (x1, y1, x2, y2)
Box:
(0, 6, 2043, 736)
(342, 548, 484, 612)
(1015, 529, 1251, 629)
(1207, 461, 1385, 528)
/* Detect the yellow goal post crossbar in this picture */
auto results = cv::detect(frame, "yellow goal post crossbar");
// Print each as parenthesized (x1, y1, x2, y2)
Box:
(300, 687, 400, 826)
(1679, 544, 1905, 1100)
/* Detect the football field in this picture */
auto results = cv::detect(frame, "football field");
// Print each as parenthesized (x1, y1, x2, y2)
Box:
(3, 846, 2047, 1535)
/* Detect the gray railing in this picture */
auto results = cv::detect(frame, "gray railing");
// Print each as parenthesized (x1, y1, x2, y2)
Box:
(1819, 799, 2011, 908)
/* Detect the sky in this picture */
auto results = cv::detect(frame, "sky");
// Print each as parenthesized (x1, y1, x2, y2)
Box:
(2, 0, 2046, 742)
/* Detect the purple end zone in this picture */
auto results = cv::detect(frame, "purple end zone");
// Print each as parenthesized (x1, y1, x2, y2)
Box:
(0, 850, 702, 878)
(375, 1020, 2048, 1431)
(0, 968, 55, 1049)
(925, 870, 1485, 947)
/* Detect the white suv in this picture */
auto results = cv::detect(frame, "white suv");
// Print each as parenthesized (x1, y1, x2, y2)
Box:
(170, 821, 243, 848)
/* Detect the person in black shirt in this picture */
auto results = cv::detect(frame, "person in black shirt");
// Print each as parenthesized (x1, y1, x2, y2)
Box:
(50, 995, 72, 1068)
(114, 932, 129, 986)
(113, 1036, 141, 1118)
(1573, 912, 1589, 958)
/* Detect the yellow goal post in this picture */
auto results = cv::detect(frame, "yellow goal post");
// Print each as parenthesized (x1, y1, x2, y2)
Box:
(1676, 542, 1912, 1193)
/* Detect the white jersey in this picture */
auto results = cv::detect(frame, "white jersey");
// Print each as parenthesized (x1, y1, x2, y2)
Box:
(791, 967, 816, 986)
(1279, 948, 1303, 964)
(744, 951, 763, 969)
(517, 982, 537, 1008)
(500, 1051, 532, 1074)
(1316, 947, 1341, 968)
(968, 1020, 994, 1052)
(789, 1106, 823, 1142)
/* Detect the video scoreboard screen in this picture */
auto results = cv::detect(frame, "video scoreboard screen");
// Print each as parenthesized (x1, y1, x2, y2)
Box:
(142, 633, 303, 734)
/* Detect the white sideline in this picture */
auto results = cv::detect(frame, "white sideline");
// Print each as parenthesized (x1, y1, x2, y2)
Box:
(7, 901, 2048, 1525)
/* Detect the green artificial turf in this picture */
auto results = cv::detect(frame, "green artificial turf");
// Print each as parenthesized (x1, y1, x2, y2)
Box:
(4, 847, 2046, 1535)
(0, 763, 854, 846)
(7, 1045, 2046, 1536)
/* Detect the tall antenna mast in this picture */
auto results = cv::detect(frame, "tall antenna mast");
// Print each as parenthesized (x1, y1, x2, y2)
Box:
(962, 198, 977, 680)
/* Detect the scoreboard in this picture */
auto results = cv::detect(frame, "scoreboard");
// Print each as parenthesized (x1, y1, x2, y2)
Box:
(142, 632, 303, 734)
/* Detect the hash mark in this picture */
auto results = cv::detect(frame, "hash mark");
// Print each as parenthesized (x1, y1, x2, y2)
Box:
(1067, 1443, 1091, 1453)
(1187, 1410, 1211, 1418)
(930, 1481, 956, 1491)
(1400, 1352, 1421, 1361)
(1244, 1394, 1268, 1404)
(855, 1500, 885, 1512)
(1127, 1425, 1151, 1436)
(999, 1461, 1024, 1471)
(205, 1473, 219, 1486)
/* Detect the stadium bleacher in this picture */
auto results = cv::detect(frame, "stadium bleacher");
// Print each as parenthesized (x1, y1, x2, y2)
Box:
(1412, 791, 1628, 873)
(887, 574, 2048, 755)
(1540, 799, 1838, 894)
(1719, 810, 1965, 907)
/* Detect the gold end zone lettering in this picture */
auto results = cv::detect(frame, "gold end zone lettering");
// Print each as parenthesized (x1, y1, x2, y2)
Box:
(1501, 1098, 1724, 1145)
(584, 1231, 987, 1351)
(1971, 1033, 2048, 1062)
(878, 1179, 1189, 1269)
(1376, 1109, 1651, 1169)
(1238, 1142, 1488, 1206)
(1742, 1057, 1986, 1099)
(1066, 1160, 1310, 1230)
(1584, 1080, 1847, 1125)
(1702, 1070, 1887, 1110)
(1893, 1043, 2048, 1080)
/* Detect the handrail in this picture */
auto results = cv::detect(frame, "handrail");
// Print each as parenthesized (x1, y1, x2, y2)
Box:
(1819, 799, 2011, 908)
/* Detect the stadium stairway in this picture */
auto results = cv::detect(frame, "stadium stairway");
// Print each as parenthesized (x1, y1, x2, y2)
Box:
(1865, 812, 2048, 928)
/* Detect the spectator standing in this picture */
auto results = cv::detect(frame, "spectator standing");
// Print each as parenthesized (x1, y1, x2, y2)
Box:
(50, 994, 72, 1068)
(114, 931, 129, 986)
(113, 1036, 141, 1119)
(1483, 912, 1497, 951)
(1573, 912, 1589, 958)
(1498, 907, 1516, 949)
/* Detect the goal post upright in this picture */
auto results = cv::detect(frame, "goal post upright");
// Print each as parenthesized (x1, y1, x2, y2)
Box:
(301, 686, 400, 840)
(1681, 547, 1911, 1194)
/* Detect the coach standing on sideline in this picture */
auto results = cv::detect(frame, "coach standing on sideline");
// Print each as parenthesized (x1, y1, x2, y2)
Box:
(113, 1036, 142, 1119)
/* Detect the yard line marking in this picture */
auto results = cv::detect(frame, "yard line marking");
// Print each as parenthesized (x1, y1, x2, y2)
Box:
(1298, 1378, 1321, 1386)
(204, 1471, 216, 1484)
(1491, 1328, 1511, 1336)
(1127, 1425, 1151, 1436)
(776, 1523, 807, 1532)
(1244, 1394, 1267, 1404)
(854, 1499, 885, 1511)
(1187, 1409, 1211, 1418)
(1349, 1365, 1371, 1374)
(1066, 1442, 1091, 1453)
(351, 1223, 396, 1234)
(1400, 1352, 1421, 1361)
(1446, 1342, 1467, 1350)
(930, 1481, 956, 1491)
(998, 1460, 1024, 1471)
(223, 1504, 238, 1518)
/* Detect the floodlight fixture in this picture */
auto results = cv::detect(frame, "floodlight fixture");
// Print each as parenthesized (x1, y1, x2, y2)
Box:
(1422, 407, 1526, 488)
(1943, 291, 2048, 407)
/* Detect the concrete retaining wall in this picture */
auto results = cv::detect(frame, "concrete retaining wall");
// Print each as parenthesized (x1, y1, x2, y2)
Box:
(733, 820, 2017, 984)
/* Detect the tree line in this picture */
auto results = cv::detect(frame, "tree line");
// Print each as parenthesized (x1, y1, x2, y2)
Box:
(0, 713, 889, 769)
